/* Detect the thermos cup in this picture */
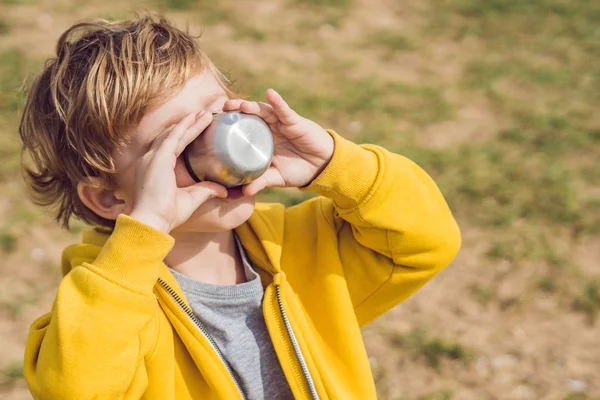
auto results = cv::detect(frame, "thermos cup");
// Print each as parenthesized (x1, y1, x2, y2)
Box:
(182, 111, 274, 188)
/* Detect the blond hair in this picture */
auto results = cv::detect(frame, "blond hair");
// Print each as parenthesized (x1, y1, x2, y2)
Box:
(19, 14, 231, 229)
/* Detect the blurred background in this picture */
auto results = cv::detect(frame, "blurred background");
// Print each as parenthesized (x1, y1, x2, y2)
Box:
(0, 0, 599, 399)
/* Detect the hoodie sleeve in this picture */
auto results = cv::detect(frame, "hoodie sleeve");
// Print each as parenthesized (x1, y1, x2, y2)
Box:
(298, 130, 461, 326)
(24, 214, 174, 400)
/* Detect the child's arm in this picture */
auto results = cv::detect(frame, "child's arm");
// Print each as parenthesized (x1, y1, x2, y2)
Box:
(225, 91, 460, 326)
(25, 217, 173, 399)
(290, 131, 461, 326)
(25, 111, 225, 398)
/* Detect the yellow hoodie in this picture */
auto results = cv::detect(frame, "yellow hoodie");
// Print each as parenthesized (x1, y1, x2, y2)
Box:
(24, 131, 461, 399)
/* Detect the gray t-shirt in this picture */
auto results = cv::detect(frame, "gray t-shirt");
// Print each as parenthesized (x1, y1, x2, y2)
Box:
(169, 238, 293, 400)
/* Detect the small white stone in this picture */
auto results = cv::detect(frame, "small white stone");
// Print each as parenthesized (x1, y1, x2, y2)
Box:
(318, 24, 336, 38)
(347, 121, 363, 134)
(491, 354, 517, 369)
(567, 379, 587, 392)
(476, 356, 488, 368)
(30, 248, 45, 262)
(475, 356, 489, 375)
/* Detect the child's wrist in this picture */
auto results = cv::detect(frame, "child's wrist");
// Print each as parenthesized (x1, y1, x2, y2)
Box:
(128, 209, 171, 234)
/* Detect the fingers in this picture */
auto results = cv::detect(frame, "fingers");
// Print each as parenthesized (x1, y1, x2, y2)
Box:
(223, 99, 244, 111)
(242, 167, 286, 197)
(223, 99, 279, 124)
(239, 101, 279, 124)
(265, 88, 301, 125)
(174, 111, 213, 156)
(154, 111, 213, 158)
(150, 113, 194, 154)
(180, 181, 228, 208)
(224, 90, 300, 126)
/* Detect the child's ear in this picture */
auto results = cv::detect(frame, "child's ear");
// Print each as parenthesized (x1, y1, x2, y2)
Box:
(77, 182, 128, 222)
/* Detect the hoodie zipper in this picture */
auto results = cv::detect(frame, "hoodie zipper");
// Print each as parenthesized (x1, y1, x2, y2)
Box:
(158, 275, 320, 400)
(157, 277, 246, 400)
(275, 284, 320, 400)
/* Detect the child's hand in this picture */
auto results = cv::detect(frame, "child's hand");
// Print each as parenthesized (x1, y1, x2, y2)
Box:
(223, 89, 335, 196)
(129, 111, 228, 233)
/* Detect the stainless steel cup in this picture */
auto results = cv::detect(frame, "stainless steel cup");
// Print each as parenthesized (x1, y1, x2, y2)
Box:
(182, 111, 274, 188)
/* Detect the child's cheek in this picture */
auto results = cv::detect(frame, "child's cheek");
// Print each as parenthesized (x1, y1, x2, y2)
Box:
(174, 155, 197, 188)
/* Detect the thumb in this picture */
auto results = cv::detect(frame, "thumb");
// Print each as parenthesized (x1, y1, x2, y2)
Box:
(242, 167, 285, 197)
(179, 181, 228, 210)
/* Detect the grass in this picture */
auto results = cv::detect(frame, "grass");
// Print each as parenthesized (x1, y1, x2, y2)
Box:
(537, 276, 558, 293)
(0, 50, 33, 178)
(0, 204, 45, 254)
(289, 0, 352, 32)
(0, 19, 10, 35)
(1, 359, 24, 381)
(463, 60, 575, 88)
(294, 0, 351, 8)
(470, 284, 492, 304)
(233, 71, 453, 133)
(485, 232, 566, 267)
(0, 49, 28, 116)
(0, 293, 41, 319)
(573, 279, 600, 323)
(432, 0, 600, 120)
(1, 0, 38, 4)
(367, 29, 415, 56)
(257, 188, 316, 208)
(498, 113, 599, 158)
(12, 205, 40, 224)
(452, 0, 600, 32)
(454, 0, 579, 17)
(153, 0, 227, 24)
(460, 60, 580, 108)
(160, 0, 191, 10)
(446, 0, 600, 251)
(418, 390, 455, 400)
(241, 76, 383, 119)
(390, 325, 474, 370)
(420, 337, 472, 369)
(564, 394, 600, 400)
(233, 24, 267, 42)
(436, 0, 600, 50)
(403, 134, 600, 236)
(0, 230, 17, 254)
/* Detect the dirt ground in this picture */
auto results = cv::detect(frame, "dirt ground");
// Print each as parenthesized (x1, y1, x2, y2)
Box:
(0, 0, 598, 399)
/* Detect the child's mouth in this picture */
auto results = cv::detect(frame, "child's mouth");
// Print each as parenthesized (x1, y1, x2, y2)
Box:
(226, 186, 244, 200)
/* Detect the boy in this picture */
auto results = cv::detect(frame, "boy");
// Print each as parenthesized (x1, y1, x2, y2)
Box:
(19, 14, 460, 400)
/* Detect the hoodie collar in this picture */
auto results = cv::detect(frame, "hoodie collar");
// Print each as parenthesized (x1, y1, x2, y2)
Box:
(62, 203, 286, 279)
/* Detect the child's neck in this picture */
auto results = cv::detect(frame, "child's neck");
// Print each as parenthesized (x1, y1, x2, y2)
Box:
(164, 229, 246, 285)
